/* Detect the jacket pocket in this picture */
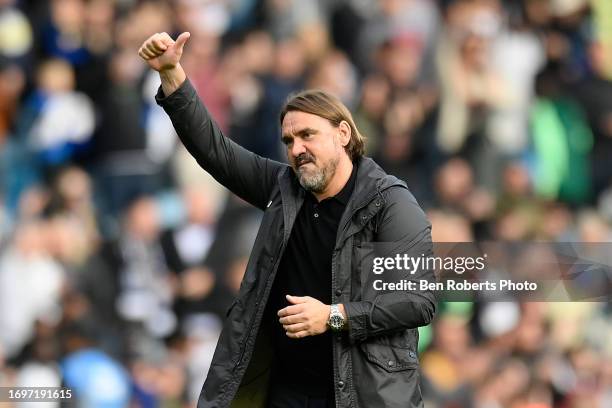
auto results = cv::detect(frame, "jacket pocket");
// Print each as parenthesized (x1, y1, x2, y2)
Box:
(359, 334, 419, 372)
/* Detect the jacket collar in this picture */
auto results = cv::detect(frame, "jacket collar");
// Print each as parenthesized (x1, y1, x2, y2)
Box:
(277, 157, 407, 243)
(278, 166, 304, 243)
(347, 156, 406, 209)
(335, 157, 406, 245)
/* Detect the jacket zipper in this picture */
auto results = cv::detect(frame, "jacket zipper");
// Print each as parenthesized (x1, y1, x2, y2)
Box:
(331, 183, 401, 407)
(331, 189, 379, 408)
(231, 181, 297, 378)
(233, 238, 287, 371)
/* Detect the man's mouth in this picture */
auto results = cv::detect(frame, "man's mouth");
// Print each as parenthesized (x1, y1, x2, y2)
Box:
(295, 156, 315, 168)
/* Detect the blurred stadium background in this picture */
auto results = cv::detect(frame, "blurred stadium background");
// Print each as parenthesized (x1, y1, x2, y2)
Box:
(0, 0, 611, 406)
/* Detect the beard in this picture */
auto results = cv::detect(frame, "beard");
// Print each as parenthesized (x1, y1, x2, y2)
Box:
(294, 152, 340, 193)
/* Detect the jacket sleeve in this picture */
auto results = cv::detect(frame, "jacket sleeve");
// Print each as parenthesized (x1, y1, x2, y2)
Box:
(343, 187, 437, 343)
(156, 79, 286, 210)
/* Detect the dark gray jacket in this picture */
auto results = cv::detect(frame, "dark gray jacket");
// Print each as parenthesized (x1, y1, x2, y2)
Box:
(157, 80, 436, 408)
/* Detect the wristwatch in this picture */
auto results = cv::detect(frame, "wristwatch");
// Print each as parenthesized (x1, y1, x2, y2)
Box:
(328, 304, 346, 331)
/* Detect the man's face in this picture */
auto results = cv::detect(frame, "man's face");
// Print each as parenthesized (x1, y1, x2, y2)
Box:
(281, 111, 346, 193)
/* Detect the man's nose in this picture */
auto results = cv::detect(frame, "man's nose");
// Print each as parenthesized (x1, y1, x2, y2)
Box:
(290, 139, 306, 157)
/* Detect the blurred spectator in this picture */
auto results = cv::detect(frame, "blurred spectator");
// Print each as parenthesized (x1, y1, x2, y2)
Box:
(92, 49, 168, 220)
(45, 166, 100, 244)
(531, 62, 593, 205)
(0, 0, 32, 62)
(421, 313, 474, 407)
(24, 58, 95, 168)
(0, 221, 65, 358)
(182, 29, 231, 134)
(573, 40, 612, 199)
(353, 73, 391, 155)
(307, 49, 358, 107)
(248, 37, 306, 161)
(38, 0, 88, 66)
(160, 186, 233, 322)
(110, 197, 176, 339)
(61, 323, 131, 408)
(13, 322, 62, 408)
(489, 1, 545, 156)
(0, 56, 25, 142)
(354, 0, 440, 76)
(0, 57, 28, 215)
(429, 209, 474, 242)
(437, 0, 516, 190)
(434, 157, 496, 226)
(263, 0, 328, 61)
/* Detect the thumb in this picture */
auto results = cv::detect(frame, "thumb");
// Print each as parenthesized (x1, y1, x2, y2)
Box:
(286, 295, 308, 304)
(175, 32, 191, 51)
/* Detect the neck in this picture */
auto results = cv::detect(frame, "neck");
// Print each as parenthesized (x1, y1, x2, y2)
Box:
(313, 157, 354, 202)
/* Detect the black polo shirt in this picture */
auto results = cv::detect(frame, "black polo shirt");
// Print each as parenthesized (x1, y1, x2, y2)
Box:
(265, 164, 357, 396)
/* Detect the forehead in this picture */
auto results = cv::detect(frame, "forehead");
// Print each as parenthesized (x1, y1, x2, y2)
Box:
(281, 111, 333, 135)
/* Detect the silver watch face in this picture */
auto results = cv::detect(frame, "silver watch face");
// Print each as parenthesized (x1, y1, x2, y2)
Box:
(329, 313, 344, 330)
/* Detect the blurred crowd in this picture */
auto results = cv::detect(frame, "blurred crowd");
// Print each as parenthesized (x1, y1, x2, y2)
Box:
(0, 0, 611, 407)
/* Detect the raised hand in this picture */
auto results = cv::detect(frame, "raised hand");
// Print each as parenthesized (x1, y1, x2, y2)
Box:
(138, 31, 190, 72)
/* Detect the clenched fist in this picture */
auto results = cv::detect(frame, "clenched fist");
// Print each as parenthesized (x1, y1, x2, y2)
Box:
(138, 31, 190, 72)
(278, 295, 333, 339)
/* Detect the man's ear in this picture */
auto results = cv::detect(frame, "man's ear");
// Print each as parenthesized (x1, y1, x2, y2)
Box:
(338, 120, 351, 148)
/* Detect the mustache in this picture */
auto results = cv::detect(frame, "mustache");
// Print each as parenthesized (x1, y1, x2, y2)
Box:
(295, 153, 315, 167)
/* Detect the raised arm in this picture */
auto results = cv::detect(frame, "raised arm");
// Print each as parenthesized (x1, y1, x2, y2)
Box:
(138, 32, 286, 210)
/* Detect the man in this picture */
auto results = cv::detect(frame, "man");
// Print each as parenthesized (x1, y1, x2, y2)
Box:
(138, 32, 436, 408)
